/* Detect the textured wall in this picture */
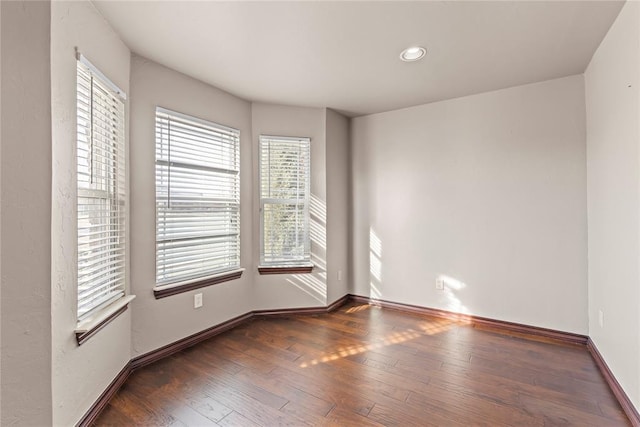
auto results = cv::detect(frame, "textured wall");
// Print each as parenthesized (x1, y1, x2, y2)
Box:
(1, 1, 53, 424)
(50, 1, 132, 425)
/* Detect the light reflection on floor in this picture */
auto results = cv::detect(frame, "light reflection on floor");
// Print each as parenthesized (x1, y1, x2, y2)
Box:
(299, 305, 466, 368)
(345, 304, 371, 314)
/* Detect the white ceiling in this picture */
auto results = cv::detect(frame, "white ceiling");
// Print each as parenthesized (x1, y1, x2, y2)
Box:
(93, 1, 624, 117)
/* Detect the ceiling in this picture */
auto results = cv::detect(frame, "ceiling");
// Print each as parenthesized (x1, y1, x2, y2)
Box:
(93, 1, 624, 117)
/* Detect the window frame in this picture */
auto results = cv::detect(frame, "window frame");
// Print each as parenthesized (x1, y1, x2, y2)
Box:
(154, 107, 243, 297)
(258, 135, 313, 273)
(76, 54, 128, 324)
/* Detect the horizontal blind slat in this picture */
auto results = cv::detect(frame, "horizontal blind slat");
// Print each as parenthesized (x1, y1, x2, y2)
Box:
(76, 60, 127, 321)
(156, 109, 240, 285)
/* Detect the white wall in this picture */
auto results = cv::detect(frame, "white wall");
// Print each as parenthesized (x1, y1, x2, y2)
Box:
(129, 55, 254, 357)
(352, 75, 588, 334)
(0, 1, 4, 419)
(250, 103, 328, 308)
(585, 0, 640, 411)
(50, 1, 132, 425)
(326, 109, 351, 303)
(1, 1, 53, 425)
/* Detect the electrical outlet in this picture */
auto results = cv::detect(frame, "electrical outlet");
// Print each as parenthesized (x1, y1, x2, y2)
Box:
(436, 278, 444, 290)
(194, 293, 203, 309)
(598, 310, 604, 328)
(338, 270, 343, 281)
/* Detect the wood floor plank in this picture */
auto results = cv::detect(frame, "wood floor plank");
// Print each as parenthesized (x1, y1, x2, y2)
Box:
(265, 365, 377, 416)
(94, 302, 630, 426)
(517, 393, 630, 427)
(278, 401, 341, 427)
(216, 411, 261, 427)
(108, 384, 183, 426)
(232, 369, 335, 417)
(95, 403, 136, 426)
(186, 357, 290, 411)
(185, 391, 233, 423)
(367, 402, 459, 427)
(202, 341, 278, 374)
(428, 368, 605, 420)
(165, 403, 219, 426)
(199, 378, 311, 427)
(406, 388, 542, 426)
(324, 405, 385, 427)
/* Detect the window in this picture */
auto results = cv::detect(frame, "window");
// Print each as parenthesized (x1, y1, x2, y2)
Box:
(76, 57, 126, 321)
(155, 108, 241, 290)
(259, 135, 312, 271)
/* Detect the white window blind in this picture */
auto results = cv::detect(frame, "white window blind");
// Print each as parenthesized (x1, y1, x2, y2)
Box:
(259, 135, 311, 266)
(76, 58, 126, 320)
(155, 108, 240, 286)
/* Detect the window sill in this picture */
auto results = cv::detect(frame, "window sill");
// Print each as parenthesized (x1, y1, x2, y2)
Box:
(258, 264, 314, 275)
(153, 268, 245, 299)
(75, 295, 136, 345)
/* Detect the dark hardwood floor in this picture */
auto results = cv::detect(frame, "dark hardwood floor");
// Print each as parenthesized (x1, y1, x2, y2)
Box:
(95, 301, 630, 426)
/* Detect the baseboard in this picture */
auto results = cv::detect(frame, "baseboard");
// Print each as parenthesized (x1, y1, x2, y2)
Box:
(253, 306, 329, 317)
(327, 294, 351, 312)
(349, 294, 588, 346)
(130, 312, 254, 370)
(76, 363, 131, 427)
(131, 294, 352, 369)
(587, 338, 640, 426)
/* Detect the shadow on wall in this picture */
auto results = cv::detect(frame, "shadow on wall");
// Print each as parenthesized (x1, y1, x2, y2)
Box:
(286, 194, 327, 304)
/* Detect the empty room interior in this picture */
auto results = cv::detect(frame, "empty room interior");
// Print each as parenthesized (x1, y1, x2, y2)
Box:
(2, 0, 640, 425)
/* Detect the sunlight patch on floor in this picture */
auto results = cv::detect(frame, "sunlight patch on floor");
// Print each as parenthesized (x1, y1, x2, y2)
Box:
(345, 304, 371, 314)
(298, 318, 461, 368)
(416, 318, 461, 335)
(299, 329, 421, 368)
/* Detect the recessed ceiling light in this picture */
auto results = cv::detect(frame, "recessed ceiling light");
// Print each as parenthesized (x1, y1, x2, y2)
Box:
(400, 46, 426, 62)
